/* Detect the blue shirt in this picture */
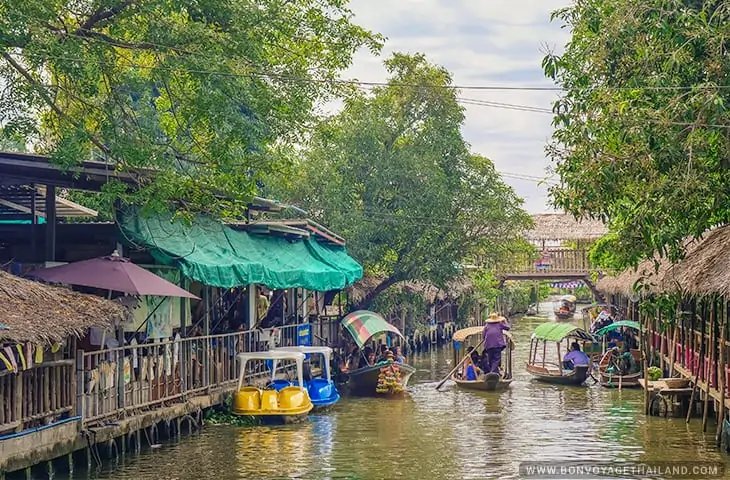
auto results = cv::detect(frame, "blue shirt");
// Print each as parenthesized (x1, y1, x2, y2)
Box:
(466, 365, 478, 380)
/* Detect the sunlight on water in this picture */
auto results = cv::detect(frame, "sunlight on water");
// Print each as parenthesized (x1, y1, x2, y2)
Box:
(86, 303, 729, 480)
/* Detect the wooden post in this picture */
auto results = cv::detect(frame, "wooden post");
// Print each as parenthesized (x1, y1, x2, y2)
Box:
(75, 350, 84, 425)
(542, 341, 547, 367)
(716, 299, 727, 446)
(643, 311, 650, 415)
(203, 286, 211, 391)
(14, 371, 23, 432)
(687, 310, 707, 423)
(669, 324, 679, 377)
(703, 301, 716, 432)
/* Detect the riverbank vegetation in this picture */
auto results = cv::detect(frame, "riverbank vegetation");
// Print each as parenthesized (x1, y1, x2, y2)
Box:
(543, 1, 730, 271)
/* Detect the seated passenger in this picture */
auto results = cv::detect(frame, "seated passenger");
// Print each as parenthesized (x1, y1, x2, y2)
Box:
(563, 342, 591, 370)
(393, 346, 405, 364)
(465, 357, 482, 381)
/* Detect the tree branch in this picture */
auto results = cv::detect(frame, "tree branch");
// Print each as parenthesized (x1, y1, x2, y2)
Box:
(77, 1, 135, 33)
(0, 51, 111, 156)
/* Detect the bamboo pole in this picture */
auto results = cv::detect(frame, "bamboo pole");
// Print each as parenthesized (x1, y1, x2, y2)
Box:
(702, 301, 715, 432)
(716, 299, 727, 446)
(643, 309, 650, 415)
(669, 323, 679, 378)
(687, 312, 707, 423)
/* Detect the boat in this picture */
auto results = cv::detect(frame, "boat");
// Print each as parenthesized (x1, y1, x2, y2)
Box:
(593, 320, 642, 388)
(553, 294, 577, 320)
(232, 351, 313, 423)
(341, 310, 416, 396)
(526, 322, 596, 386)
(450, 325, 514, 391)
(271, 346, 341, 410)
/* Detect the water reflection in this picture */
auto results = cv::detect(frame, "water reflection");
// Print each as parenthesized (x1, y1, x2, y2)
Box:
(235, 423, 313, 478)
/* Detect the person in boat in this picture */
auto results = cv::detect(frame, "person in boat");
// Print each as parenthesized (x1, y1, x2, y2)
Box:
(618, 343, 638, 374)
(393, 346, 405, 364)
(377, 344, 390, 362)
(482, 313, 511, 374)
(464, 355, 482, 381)
(563, 342, 591, 370)
(359, 347, 374, 369)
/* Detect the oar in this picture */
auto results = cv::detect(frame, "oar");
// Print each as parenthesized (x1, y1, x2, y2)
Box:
(435, 338, 485, 390)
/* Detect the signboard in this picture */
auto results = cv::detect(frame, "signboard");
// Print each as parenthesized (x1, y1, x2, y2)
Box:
(297, 324, 311, 347)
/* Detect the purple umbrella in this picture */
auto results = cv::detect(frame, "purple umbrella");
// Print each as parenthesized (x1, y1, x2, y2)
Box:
(29, 251, 199, 299)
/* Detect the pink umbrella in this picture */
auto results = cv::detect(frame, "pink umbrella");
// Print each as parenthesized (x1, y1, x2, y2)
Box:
(29, 251, 199, 299)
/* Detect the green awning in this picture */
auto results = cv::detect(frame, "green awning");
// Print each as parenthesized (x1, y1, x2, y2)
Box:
(118, 213, 363, 291)
(532, 323, 595, 342)
(594, 320, 641, 337)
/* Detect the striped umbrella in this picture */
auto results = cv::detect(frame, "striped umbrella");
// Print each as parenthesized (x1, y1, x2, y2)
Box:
(341, 310, 404, 348)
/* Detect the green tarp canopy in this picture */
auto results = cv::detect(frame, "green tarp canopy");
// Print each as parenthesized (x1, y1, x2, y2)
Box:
(118, 213, 363, 291)
(532, 323, 595, 342)
(594, 320, 641, 337)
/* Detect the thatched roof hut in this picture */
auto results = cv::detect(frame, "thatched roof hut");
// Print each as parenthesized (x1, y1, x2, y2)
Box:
(347, 275, 473, 305)
(596, 257, 671, 297)
(0, 270, 130, 345)
(660, 225, 730, 297)
(526, 213, 608, 241)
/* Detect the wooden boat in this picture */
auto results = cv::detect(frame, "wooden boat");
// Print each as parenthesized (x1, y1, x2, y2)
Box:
(450, 325, 514, 391)
(341, 310, 415, 397)
(554, 295, 576, 320)
(271, 346, 341, 411)
(592, 320, 642, 388)
(232, 351, 313, 423)
(526, 322, 596, 386)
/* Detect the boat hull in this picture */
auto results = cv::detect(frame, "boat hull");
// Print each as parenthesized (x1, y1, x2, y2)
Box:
(554, 312, 574, 321)
(347, 362, 415, 397)
(599, 370, 641, 388)
(232, 386, 314, 420)
(452, 372, 512, 391)
(527, 364, 590, 386)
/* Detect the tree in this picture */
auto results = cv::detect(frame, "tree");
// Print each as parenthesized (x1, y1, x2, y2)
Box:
(543, 1, 730, 270)
(0, 0, 381, 218)
(274, 53, 533, 310)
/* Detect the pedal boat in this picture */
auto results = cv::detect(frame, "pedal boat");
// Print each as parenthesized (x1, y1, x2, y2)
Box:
(233, 351, 313, 423)
(271, 346, 341, 411)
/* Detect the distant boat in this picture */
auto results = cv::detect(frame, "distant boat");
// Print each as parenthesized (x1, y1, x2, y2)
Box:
(554, 295, 576, 320)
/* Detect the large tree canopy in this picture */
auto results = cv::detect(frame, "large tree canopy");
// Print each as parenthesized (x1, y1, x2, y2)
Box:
(543, 1, 730, 270)
(0, 0, 381, 218)
(272, 53, 533, 309)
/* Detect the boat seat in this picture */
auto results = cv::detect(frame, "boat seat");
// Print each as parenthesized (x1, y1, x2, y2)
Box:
(260, 389, 279, 411)
(545, 365, 562, 374)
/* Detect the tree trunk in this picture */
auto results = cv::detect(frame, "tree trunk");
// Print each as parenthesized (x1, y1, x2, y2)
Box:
(351, 275, 402, 312)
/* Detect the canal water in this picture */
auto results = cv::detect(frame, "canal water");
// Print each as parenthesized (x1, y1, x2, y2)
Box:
(88, 303, 730, 479)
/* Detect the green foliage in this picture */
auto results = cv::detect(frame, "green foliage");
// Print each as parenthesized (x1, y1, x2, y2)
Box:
(272, 53, 532, 307)
(0, 0, 382, 219)
(204, 395, 261, 427)
(544, 1, 730, 270)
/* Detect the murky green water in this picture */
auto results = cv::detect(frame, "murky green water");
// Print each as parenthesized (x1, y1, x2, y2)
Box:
(88, 304, 729, 479)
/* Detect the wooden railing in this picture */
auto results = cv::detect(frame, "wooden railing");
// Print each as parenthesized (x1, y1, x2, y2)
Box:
(498, 248, 592, 276)
(0, 320, 340, 434)
(0, 361, 74, 434)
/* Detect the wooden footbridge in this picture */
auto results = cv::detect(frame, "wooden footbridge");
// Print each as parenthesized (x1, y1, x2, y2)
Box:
(495, 213, 608, 299)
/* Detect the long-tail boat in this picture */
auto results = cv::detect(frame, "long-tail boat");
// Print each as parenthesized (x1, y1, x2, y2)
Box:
(341, 310, 415, 397)
(526, 323, 596, 386)
(450, 326, 514, 391)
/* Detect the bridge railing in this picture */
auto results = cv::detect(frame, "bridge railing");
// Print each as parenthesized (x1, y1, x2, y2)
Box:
(497, 248, 591, 275)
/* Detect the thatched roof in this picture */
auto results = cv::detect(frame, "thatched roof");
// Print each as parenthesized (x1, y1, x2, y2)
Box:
(661, 225, 730, 297)
(526, 213, 608, 241)
(0, 270, 131, 344)
(347, 275, 473, 304)
(596, 257, 670, 297)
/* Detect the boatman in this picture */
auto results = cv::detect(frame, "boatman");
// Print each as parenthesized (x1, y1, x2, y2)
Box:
(482, 313, 511, 374)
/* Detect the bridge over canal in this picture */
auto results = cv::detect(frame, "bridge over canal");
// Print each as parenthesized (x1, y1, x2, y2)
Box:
(495, 213, 608, 300)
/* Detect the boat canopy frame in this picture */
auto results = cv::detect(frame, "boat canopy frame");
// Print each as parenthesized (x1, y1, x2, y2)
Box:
(272, 346, 334, 382)
(236, 351, 306, 392)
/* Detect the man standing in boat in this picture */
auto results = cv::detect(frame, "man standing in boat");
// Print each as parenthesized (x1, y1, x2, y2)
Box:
(482, 313, 511, 374)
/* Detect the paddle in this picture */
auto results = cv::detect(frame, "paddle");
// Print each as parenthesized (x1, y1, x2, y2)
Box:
(435, 337, 485, 390)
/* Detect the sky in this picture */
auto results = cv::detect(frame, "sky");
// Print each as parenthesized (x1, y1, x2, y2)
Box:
(333, 0, 571, 213)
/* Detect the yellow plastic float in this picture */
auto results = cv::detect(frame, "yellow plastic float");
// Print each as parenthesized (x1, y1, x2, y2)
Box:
(233, 351, 313, 423)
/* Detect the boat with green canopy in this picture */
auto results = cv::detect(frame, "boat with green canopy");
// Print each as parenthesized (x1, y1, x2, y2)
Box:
(593, 320, 642, 388)
(341, 310, 415, 396)
(527, 323, 596, 386)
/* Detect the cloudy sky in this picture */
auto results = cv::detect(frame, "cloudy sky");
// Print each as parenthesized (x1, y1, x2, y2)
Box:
(336, 0, 571, 213)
